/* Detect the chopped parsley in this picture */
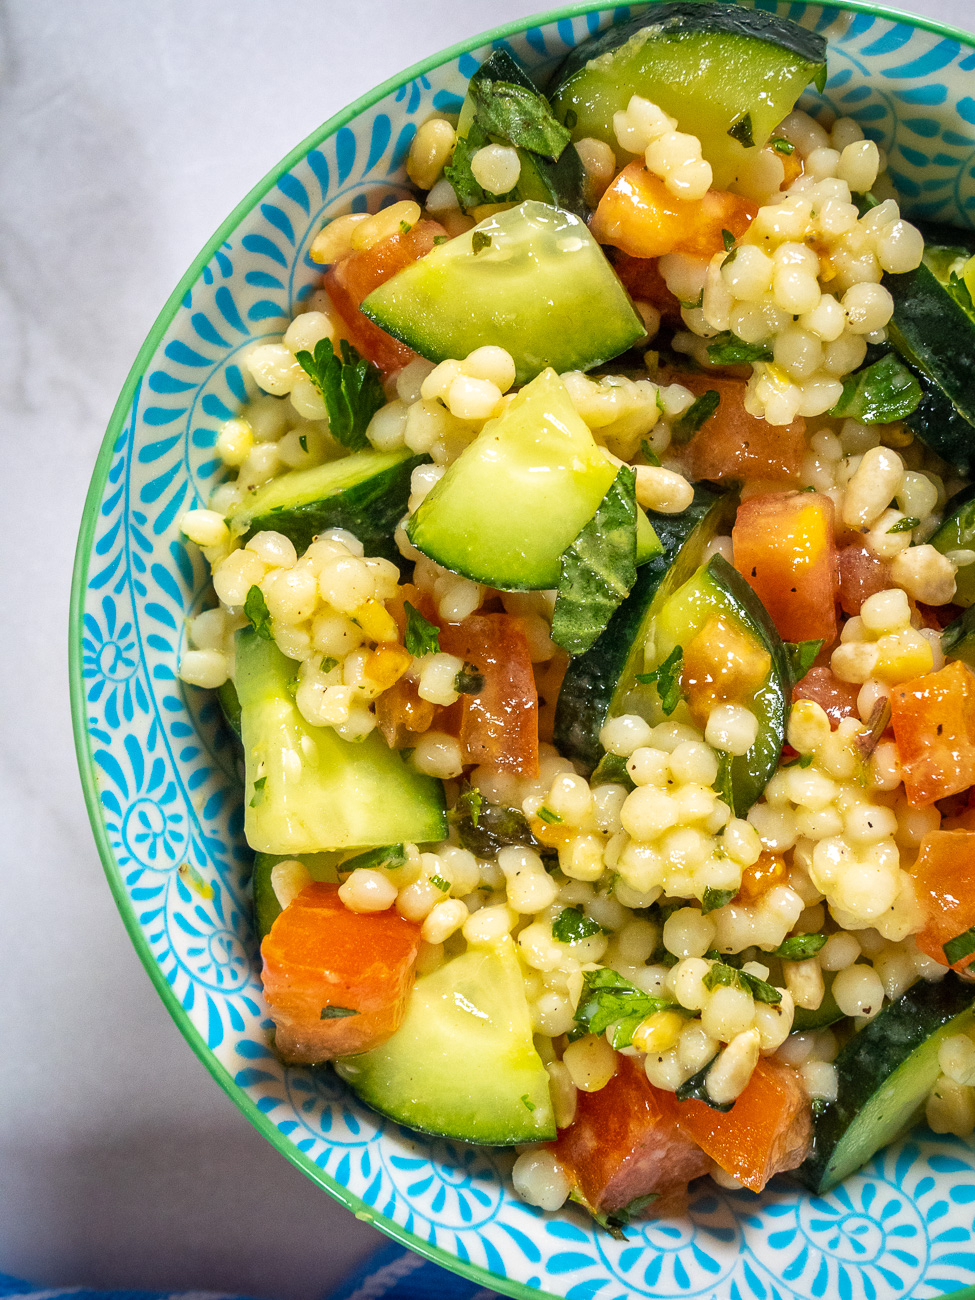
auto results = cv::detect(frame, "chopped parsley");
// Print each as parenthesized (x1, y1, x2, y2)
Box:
(704, 960, 782, 1005)
(403, 602, 441, 657)
(249, 775, 267, 807)
(888, 516, 920, 534)
(244, 584, 273, 640)
(536, 806, 563, 825)
(552, 907, 606, 945)
(722, 228, 736, 251)
(774, 933, 828, 961)
(785, 638, 824, 684)
(702, 887, 736, 915)
(727, 112, 754, 148)
(471, 230, 493, 254)
(671, 389, 720, 445)
(454, 662, 485, 694)
(294, 337, 385, 451)
(636, 645, 684, 715)
(675, 1055, 734, 1112)
(320, 655, 339, 674)
(772, 138, 796, 154)
(573, 968, 688, 1049)
(467, 75, 570, 160)
(454, 786, 483, 828)
(706, 331, 773, 365)
(320, 1006, 359, 1020)
(829, 352, 923, 424)
(341, 844, 406, 872)
(520, 1093, 536, 1112)
(430, 874, 451, 893)
(640, 438, 661, 467)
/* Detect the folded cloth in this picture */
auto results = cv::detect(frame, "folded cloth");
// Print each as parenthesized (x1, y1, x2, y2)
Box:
(326, 1243, 503, 1300)
(0, 1277, 256, 1300)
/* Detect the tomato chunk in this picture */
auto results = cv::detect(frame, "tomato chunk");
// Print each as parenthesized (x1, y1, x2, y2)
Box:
(440, 614, 539, 777)
(792, 666, 859, 727)
(732, 491, 838, 645)
(889, 660, 975, 807)
(910, 830, 975, 971)
(672, 1057, 811, 1192)
(591, 163, 756, 260)
(611, 252, 683, 327)
(837, 542, 892, 617)
(325, 219, 446, 373)
(681, 612, 771, 726)
(552, 1056, 710, 1216)
(261, 882, 421, 1063)
(662, 370, 805, 485)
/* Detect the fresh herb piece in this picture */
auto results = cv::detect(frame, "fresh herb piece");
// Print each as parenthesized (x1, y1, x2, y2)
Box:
(432, 234, 448, 245)
(775, 932, 828, 960)
(320, 655, 339, 674)
(536, 806, 563, 825)
(706, 331, 773, 365)
(430, 874, 451, 893)
(602, 1193, 659, 1238)
(704, 960, 782, 1005)
(640, 439, 661, 467)
(563, 108, 578, 130)
(715, 753, 736, 810)
(785, 638, 824, 684)
(399, 219, 411, 233)
(671, 389, 720, 445)
(888, 516, 920, 534)
(471, 230, 493, 254)
(295, 337, 385, 452)
(635, 645, 684, 716)
(341, 844, 407, 872)
(468, 75, 570, 160)
(773, 138, 796, 154)
(454, 662, 485, 695)
(444, 120, 493, 208)
(298, 433, 308, 453)
(702, 887, 736, 915)
(678, 288, 705, 311)
(320, 1006, 359, 1020)
(675, 1055, 735, 1112)
(454, 786, 483, 828)
(590, 751, 635, 791)
(721, 246, 739, 270)
(451, 789, 545, 858)
(244, 585, 273, 640)
(829, 352, 923, 424)
(574, 968, 686, 1049)
(722, 228, 736, 251)
(944, 925, 975, 966)
(727, 112, 754, 148)
(404, 602, 441, 657)
(553, 907, 606, 945)
(520, 1093, 536, 1112)
(249, 775, 267, 808)
(855, 697, 892, 769)
(784, 751, 815, 769)
(552, 467, 638, 656)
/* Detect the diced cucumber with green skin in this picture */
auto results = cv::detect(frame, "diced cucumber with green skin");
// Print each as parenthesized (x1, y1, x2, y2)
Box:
(217, 677, 242, 741)
(408, 367, 620, 590)
(361, 201, 644, 386)
(930, 484, 975, 607)
(549, 2, 826, 189)
(236, 629, 446, 854)
(791, 974, 843, 1033)
(797, 974, 975, 1194)
(555, 485, 731, 771)
(252, 851, 343, 939)
(228, 448, 427, 562)
(650, 555, 792, 817)
(454, 49, 588, 219)
(942, 603, 975, 668)
(335, 937, 555, 1144)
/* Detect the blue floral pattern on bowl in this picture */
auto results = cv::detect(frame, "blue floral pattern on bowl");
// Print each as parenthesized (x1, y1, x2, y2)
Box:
(71, 5, 975, 1298)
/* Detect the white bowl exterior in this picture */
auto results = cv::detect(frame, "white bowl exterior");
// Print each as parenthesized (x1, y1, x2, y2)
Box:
(75, 5, 975, 1299)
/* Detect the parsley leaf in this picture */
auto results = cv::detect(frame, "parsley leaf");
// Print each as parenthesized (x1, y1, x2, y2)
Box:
(321, 1006, 359, 1019)
(702, 887, 736, 915)
(773, 138, 796, 154)
(454, 662, 485, 694)
(829, 353, 923, 424)
(888, 516, 920, 534)
(636, 645, 684, 715)
(249, 775, 267, 808)
(244, 585, 274, 640)
(468, 75, 570, 160)
(451, 789, 545, 858)
(520, 1093, 536, 1112)
(320, 655, 339, 673)
(671, 389, 720, 445)
(471, 230, 493, 254)
(341, 844, 406, 872)
(775, 933, 828, 960)
(536, 806, 563, 825)
(573, 968, 687, 1049)
(785, 638, 824, 684)
(444, 121, 494, 208)
(454, 786, 483, 828)
(727, 112, 754, 148)
(640, 439, 661, 467)
(704, 960, 782, 1004)
(590, 751, 635, 791)
(553, 907, 606, 944)
(675, 1055, 735, 1112)
(944, 925, 975, 966)
(295, 337, 385, 451)
(706, 332, 773, 365)
(552, 467, 638, 656)
(722, 229, 736, 251)
(430, 874, 451, 893)
(404, 602, 441, 657)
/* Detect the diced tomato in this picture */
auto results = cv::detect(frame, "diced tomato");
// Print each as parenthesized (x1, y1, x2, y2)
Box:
(661, 370, 805, 485)
(889, 660, 975, 807)
(917, 601, 964, 631)
(375, 675, 437, 749)
(837, 542, 893, 616)
(535, 652, 569, 747)
(611, 252, 683, 327)
(672, 1057, 811, 1193)
(591, 163, 757, 260)
(910, 829, 975, 971)
(325, 219, 447, 374)
(440, 614, 539, 777)
(732, 491, 838, 645)
(261, 882, 421, 1063)
(681, 612, 772, 727)
(792, 666, 859, 727)
(552, 1055, 710, 1217)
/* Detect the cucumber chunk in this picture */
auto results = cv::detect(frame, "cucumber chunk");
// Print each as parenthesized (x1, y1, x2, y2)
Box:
(555, 486, 730, 771)
(361, 201, 644, 386)
(236, 629, 446, 854)
(335, 937, 556, 1144)
(798, 974, 975, 1193)
(931, 484, 975, 607)
(407, 367, 619, 589)
(229, 447, 426, 561)
(549, 3, 826, 188)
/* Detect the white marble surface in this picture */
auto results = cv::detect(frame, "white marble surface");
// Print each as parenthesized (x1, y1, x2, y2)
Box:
(1, 1, 971, 1296)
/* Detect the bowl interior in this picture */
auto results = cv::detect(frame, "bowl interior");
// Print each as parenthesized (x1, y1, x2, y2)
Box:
(72, 4, 975, 1299)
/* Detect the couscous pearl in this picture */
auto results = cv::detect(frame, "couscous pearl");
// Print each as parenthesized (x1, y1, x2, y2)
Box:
(600, 713, 654, 757)
(179, 649, 229, 689)
(339, 869, 397, 913)
(833, 964, 885, 1018)
(511, 1150, 571, 1211)
(181, 509, 230, 549)
(705, 704, 758, 756)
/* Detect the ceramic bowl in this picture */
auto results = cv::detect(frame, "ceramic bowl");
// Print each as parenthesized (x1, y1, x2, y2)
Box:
(71, 4, 975, 1298)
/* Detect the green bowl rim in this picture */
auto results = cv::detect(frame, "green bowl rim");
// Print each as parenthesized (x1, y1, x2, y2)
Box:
(69, 2, 975, 1297)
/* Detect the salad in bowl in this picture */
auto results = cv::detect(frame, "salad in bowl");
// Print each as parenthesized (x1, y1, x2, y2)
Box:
(73, 3, 975, 1298)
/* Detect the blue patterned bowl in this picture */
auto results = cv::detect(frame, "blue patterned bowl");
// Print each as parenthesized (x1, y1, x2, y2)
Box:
(71, 4, 975, 1298)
